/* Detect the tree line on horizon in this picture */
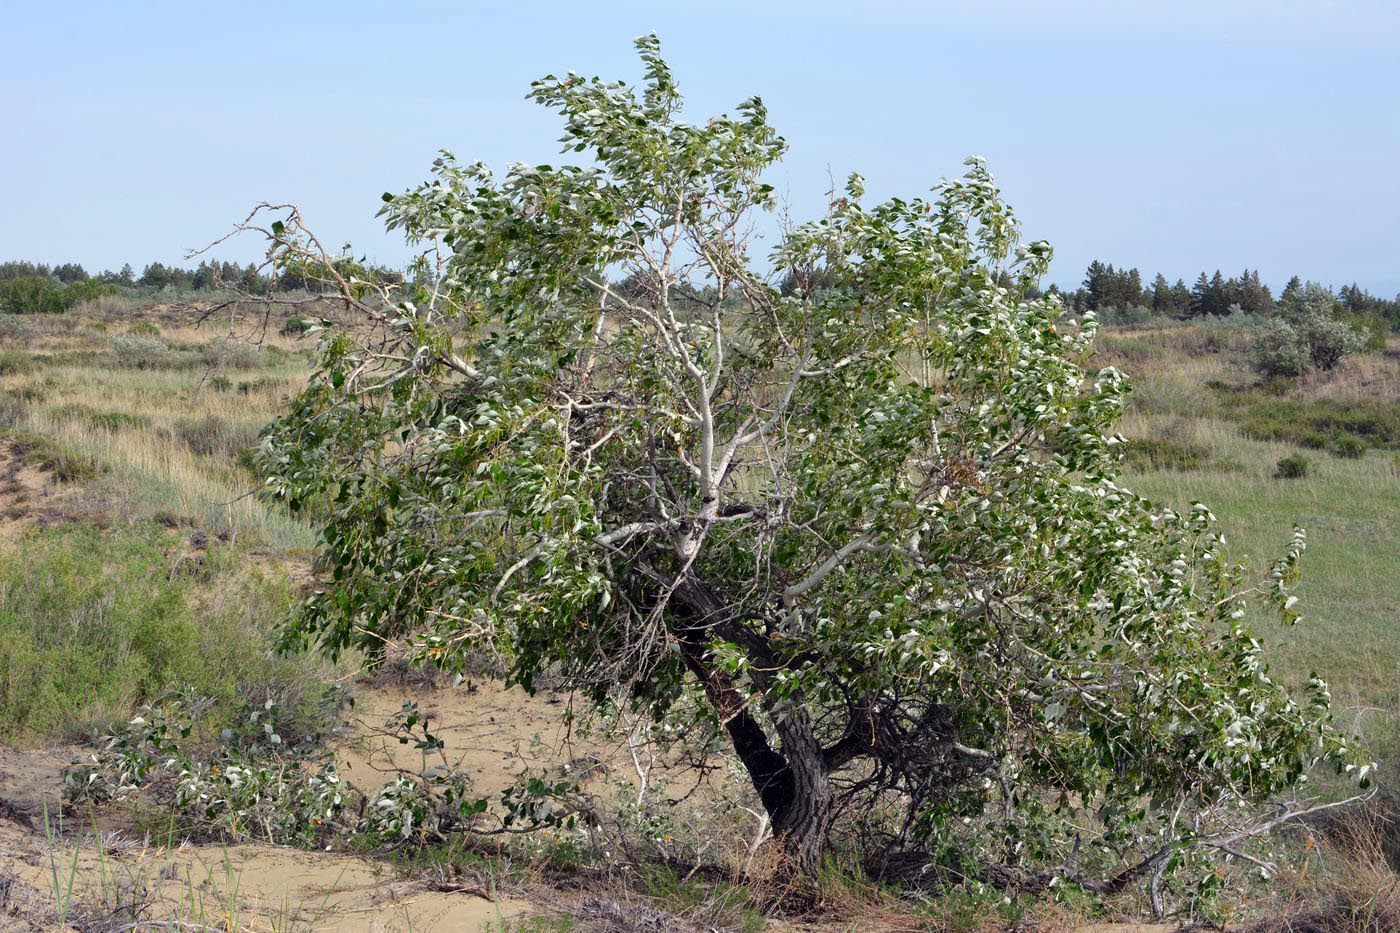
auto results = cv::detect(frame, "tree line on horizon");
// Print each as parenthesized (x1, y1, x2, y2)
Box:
(1057, 259, 1400, 329)
(4, 256, 1398, 334)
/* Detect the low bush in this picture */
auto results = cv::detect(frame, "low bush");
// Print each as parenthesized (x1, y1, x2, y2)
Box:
(4, 428, 102, 482)
(51, 404, 150, 432)
(200, 336, 266, 370)
(1253, 285, 1369, 378)
(1340, 311, 1389, 352)
(66, 689, 586, 849)
(0, 316, 39, 343)
(1252, 321, 1311, 378)
(108, 334, 178, 369)
(173, 414, 262, 458)
(1275, 453, 1310, 479)
(1121, 437, 1210, 471)
(127, 321, 161, 337)
(0, 348, 36, 375)
(1240, 398, 1399, 450)
(279, 317, 314, 337)
(1334, 435, 1367, 459)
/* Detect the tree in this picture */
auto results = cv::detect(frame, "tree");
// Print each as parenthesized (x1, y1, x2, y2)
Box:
(1082, 260, 1107, 309)
(51, 262, 88, 283)
(1170, 278, 1191, 316)
(1149, 273, 1171, 312)
(1188, 272, 1212, 317)
(1234, 269, 1272, 315)
(139, 262, 171, 288)
(242, 39, 1362, 896)
(1255, 282, 1367, 376)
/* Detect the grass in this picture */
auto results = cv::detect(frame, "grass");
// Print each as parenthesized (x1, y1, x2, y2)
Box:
(35, 803, 340, 931)
(1109, 331, 1400, 862)
(0, 520, 309, 742)
(0, 308, 324, 741)
(0, 335, 314, 547)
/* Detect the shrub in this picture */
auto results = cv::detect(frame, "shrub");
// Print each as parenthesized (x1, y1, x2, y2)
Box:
(0, 315, 39, 343)
(173, 414, 262, 457)
(1275, 453, 1310, 479)
(1300, 432, 1330, 450)
(201, 336, 265, 370)
(1254, 283, 1369, 378)
(1094, 304, 1159, 327)
(0, 276, 67, 314)
(1298, 313, 1367, 371)
(1340, 311, 1389, 352)
(52, 404, 150, 432)
(279, 317, 314, 337)
(66, 689, 582, 849)
(0, 276, 114, 314)
(1334, 435, 1367, 459)
(127, 321, 161, 337)
(4, 429, 102, 482)
(109, 334, 177, 369)
(1252, 320, 1310, 378)
(0, 348, 37, 375)
(1122, 437, 1209, 471)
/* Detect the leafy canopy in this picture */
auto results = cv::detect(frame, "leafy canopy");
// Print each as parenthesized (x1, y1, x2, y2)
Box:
(252, 36, 1364, 898)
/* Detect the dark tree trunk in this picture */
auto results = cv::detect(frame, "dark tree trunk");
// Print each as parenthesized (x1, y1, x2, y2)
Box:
(767, 707, 832, 875)
(669, 576, 834, 875)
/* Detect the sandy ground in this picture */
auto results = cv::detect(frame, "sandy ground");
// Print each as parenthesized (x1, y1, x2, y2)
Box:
(0, 438, 58, 538)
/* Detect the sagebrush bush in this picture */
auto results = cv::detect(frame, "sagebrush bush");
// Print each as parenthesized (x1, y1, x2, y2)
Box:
(1253, 284, 1368, 378)
(1252, 320, 1311, 378)
(201, 336, 266, 370)
(0, 315, 39, 344)
(108, 334, 176, 368)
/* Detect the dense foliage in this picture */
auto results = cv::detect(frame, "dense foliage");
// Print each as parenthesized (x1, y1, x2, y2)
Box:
(229, 38, 1367, 907)
(0, 275, 114, 314)
(1252, 282, 1368, 377)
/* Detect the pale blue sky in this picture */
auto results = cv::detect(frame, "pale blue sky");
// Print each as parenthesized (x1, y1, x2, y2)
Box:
(4, 1, 1398, 294)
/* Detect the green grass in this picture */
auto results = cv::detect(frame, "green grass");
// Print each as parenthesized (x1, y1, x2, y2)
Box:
(1114, 337, 1400, 816)
(0, 520, 305, 742)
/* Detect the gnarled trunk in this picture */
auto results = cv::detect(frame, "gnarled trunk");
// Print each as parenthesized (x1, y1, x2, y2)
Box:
(670, 577, 834, 875)
(766, 707, 832, 875)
